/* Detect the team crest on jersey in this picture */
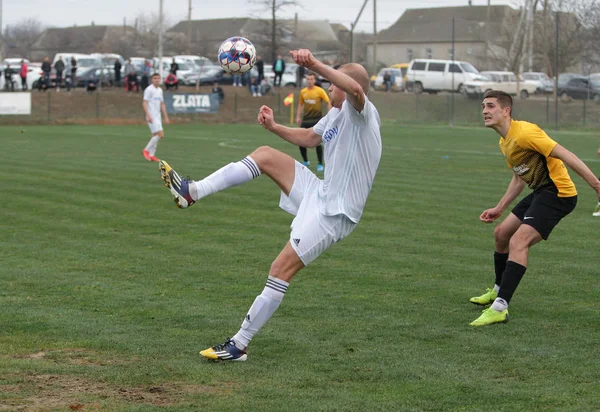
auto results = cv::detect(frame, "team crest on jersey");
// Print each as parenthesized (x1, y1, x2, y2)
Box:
(513, 164, 530, 175)
(323, 126, 339, 143)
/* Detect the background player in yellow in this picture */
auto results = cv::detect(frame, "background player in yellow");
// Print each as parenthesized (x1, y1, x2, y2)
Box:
(296, 72, 331, 172)
(471, 90, 600, 326)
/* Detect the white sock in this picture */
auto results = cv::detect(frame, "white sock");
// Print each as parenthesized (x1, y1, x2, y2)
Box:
(190, 156, 260, 201)
(232, 276, 289, 349)
(493, 284, 500, 293)
(145, 136, 160, 156)
(491, 297, 508, 312)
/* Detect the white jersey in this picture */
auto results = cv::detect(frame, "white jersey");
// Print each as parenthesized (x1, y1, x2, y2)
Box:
(313, 94, 382, 223)
(143, 85, 163, 121)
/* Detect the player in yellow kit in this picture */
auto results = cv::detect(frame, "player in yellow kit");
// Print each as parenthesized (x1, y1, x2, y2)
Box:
(296, 73, 331, 172)
(470, 90, 600, 326)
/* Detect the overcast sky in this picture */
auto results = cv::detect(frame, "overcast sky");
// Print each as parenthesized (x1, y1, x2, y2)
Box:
(3, 0, 516, 33)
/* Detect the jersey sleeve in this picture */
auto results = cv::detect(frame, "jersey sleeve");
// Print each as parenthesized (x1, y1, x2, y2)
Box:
(343, 94, 369, 123)
(299, 89, 305, 105)
(143, 87, 151, 101)
(515, 123, 557, 157)
(313, 114, 329, 136)
(320, 88, 330, 103)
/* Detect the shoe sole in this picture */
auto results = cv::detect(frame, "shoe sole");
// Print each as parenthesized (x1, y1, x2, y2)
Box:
(470, 314, 509, 327)
(159, 161, 187, 209)
(200, 352, 247, 362)
(469, 300, 494, 306)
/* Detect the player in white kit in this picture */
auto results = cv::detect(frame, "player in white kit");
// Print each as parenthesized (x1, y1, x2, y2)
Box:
(142, 73, 170, 162)
(158, 49, 382, 361)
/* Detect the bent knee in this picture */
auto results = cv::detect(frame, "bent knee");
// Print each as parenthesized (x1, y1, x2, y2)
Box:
(494, 224, 513, 243)
(250, 146, 276, 167)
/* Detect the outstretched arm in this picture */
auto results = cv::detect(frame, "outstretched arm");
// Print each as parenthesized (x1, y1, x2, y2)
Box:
(550, 144, 600, 198)
(258, 105, 322, 148)
(290, 49, 364, 113)
(480, 173, 526, 223)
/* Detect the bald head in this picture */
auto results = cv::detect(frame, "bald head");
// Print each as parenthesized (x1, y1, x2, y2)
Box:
(339, 63, 370, 94)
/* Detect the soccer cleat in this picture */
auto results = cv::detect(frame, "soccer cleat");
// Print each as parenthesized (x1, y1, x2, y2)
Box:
(143, 149, 152, 161)
(200, 338, 247, 361)
(470, 307, 509, 326)
(158, 160, 195, 209)
(593, 204, 600, 217)
(469, 288, 498, 306)
(301, 161, 310, 167)
(149, 155, 160, 162)
(317, 164, 324, 172)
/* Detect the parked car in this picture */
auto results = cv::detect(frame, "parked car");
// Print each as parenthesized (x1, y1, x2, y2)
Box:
(252, 63, 299, 87)
(405, 59, 479, 94)
(75, 67, 114, 88)
(373, 68, 404, 91)
(557, 73, 581, 89)
(558, 76, 600, 100)
(174, 55, 213, 70)
(91, 53, 125, 69)
(0, 59, 41, 90)
(52, 53, 102, 73)
(463, 71, 537, 99)
(522, 72, 554, 94)
(184, 65, 234, 86)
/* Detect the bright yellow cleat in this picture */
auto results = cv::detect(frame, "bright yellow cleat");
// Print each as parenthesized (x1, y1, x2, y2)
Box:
(199, 338, 247, 361)
(469, 288, 498, 306)
(470, 307, 508, 327)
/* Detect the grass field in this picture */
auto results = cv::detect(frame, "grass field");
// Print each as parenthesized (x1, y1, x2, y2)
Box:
(1, 122, 599, 411)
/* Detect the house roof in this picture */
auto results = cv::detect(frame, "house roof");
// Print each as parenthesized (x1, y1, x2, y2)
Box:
(31, 25, 135, 52)
(377, 5, 516, 44)
(168, 18, 252, 42)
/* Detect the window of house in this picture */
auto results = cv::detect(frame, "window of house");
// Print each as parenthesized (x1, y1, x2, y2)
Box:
(425, 48, 432, 58)
(428, 63, 446, 72)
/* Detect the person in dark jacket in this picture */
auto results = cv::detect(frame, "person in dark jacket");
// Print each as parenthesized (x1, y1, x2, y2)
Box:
(212, 82, 225, 104)
(255, 56, 264, 83)
(170, 59, 179, 75)
(70, 57, 77, 88)
(54, 57, 65, 91)
(272, 55, 285, 87)
(114, 59, 122, 87)
(41, 57, 51, 89)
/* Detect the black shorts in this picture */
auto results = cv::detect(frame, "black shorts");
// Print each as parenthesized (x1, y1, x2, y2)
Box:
(300, 118, 321, 129)
(511, 190, 577, 240)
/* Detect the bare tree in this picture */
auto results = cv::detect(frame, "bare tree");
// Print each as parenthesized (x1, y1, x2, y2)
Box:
(3, 18, 45, 59)
(251, 0, 300, 61)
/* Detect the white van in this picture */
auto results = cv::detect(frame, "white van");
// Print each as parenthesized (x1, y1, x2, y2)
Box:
(91, 53, 124, 68)
(174, 55, 212, 70)
(405, 59, 479, 94)
(52, 53, 101, 73)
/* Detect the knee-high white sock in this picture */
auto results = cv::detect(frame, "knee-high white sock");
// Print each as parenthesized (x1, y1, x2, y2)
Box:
(145, 136, 160, 156)
(190, 156, 260, 201)
(232, 276, 289, 349)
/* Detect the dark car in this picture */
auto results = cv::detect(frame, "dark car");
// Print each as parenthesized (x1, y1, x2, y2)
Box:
(76, 67, 114, 88)
(184, 65, 234, 86)
(558, 77, 600, 100)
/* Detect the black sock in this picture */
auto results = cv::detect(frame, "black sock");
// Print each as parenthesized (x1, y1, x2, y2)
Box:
(299, 147, 308, 162)
(498, 261, 527, 304)
(316, 144, 324, 164)
(494, 252, 509, 286)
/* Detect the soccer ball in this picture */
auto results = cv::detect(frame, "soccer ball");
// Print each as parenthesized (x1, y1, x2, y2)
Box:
(218, 37, 256, 75)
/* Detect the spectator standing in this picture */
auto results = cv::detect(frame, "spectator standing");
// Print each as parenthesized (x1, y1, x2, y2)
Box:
(114, 59, 122, 87)
(255, 56, 264, 83)
(20, 60, 28, 91)
(3, 64, 14, 91)
(273, 54, 285, 87)
(70, 57, 77, 88)
(233, 73, 242, 87)
(170, 58, 179, 75)
(54, 57, 65, 91)
(41, 57, 51, 89)
(383, 70, 391, 92)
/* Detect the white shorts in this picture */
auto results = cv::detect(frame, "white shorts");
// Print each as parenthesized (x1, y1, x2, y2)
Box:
(279, 161, 356, 266)
(148, 118, 163, 134)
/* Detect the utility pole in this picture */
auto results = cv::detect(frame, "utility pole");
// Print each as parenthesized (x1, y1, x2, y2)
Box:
(485, 0, 490, 70)
(0, 0, 4, 62)
(158, 0, 164, 80)
(349, 0, 369, 62)
(188, 0, 192, 54)
(372, 0, 377, 76)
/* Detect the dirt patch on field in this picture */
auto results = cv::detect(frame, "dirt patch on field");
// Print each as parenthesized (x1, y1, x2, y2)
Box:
(1, 373, 235, 410)
(12, 348, 138, 367)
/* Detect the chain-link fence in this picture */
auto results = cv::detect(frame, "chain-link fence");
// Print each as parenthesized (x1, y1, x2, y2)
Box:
(1, 87, 600, 129)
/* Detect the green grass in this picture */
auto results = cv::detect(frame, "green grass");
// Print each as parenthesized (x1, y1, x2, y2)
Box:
(1, 123, 599, 411)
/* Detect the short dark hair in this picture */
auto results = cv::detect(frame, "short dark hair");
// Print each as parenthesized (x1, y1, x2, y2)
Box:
(151, 73, 160, 78)
(306, 72, 316, 78)
(483, 90, 513, 115)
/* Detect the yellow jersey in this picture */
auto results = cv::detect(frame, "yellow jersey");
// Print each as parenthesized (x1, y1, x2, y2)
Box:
(499, 120, 577, 197)
(299, 86, 330, 121)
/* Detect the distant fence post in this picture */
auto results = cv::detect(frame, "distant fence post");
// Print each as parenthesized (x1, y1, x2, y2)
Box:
(415, 94, 419, 122)
(96, 92, 100, 119)
(234, 92, 238, 119)
(47, 92, 51, 121)
(546, 95, 550, 125)
(582, 97, 586, 126)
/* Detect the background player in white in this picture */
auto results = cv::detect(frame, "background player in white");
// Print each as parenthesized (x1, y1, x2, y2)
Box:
(158, 49, 382, 361)
(142, 73, 170, 162)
